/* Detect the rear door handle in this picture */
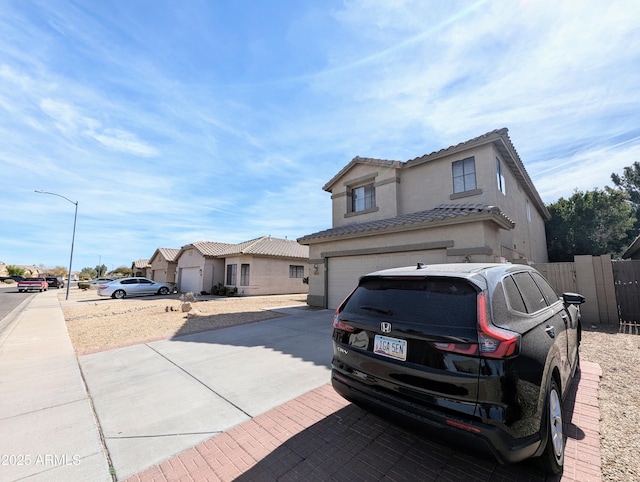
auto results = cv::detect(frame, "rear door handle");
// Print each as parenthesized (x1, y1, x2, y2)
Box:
(545, 326, 556, 338)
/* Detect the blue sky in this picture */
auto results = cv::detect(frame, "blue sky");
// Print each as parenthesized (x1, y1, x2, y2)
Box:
(1, 0, 639, 272)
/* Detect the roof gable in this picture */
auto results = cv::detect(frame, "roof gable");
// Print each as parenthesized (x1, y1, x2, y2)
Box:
(132, 259, 150, 269)
(149, 247, 180, 264)
(322, 128, 550, 220)
(323, 157, 402, 192)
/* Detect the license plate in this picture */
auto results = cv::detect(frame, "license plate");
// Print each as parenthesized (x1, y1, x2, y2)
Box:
(374, 335, 407, 361)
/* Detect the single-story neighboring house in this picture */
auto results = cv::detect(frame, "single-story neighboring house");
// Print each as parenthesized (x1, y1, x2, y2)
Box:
(175, 236, 309, 296)
(148, 248, 180, 283)
(298, 128, 550, 309)
(131, 259, 151, 278)
(622, 234, 640, 260)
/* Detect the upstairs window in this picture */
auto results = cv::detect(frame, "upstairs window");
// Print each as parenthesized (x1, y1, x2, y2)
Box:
(351, 183, 376, 212)
(452, 157, 476, 193)
(497, 158, 506, 195)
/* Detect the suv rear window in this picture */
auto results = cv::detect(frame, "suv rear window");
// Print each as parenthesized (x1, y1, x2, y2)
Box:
(342, 277, 478, 328)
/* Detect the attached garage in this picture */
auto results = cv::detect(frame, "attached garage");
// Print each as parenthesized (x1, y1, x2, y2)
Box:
(326, 250, 447, 309)
(179, 267, 200, 294)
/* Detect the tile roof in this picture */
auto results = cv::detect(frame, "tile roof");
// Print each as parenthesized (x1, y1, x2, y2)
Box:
(156, 248, 180, 262)
(191, 241, 236, 257)
(218, 236, 309, 259)
(176, 237, 309, 260)
(132, 259, 150, 268)
(297, 204, 515, 243)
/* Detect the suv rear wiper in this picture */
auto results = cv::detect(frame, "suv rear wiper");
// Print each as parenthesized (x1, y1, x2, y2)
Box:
(360, 305, 393, 316)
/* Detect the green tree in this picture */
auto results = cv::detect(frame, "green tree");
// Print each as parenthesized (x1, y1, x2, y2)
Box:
(109, 266, 132, 278)
(611, 161, 640, 238)
(6, 265, 26, 276)
(79, 267, 97, 279)
(546, 188, 636, 261)
(95, 264, 107, 277)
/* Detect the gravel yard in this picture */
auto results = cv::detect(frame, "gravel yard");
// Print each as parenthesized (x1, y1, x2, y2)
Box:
(58, 289, 639, 481)
(580, 325, 640, 481)
(59, 289, 308, 355)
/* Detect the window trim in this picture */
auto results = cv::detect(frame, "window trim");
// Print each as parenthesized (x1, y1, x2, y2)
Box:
(289, 265, 305, 278)
(452, 156, 477, 194)
(240, 264, 250, 286)
(350, 183, 376, 213)
(496, 157, 506, 195)
(226, 263, 237, 285)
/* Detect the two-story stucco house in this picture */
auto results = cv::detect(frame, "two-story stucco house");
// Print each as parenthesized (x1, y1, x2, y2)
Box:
(298, 128, 550, 309)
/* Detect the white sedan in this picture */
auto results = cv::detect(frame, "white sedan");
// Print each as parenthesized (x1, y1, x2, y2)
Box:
(97, 277, 176, 299)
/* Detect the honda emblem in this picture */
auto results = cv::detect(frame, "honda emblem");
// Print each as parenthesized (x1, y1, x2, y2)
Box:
(381, 322, 392, 333)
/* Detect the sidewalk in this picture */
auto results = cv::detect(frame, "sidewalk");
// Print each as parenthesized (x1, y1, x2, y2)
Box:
(0, 290, 112, 481)
(0, 290, 603, 481)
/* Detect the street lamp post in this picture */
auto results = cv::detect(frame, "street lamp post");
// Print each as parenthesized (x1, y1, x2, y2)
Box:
(89, 253, 102, 277)
(35, 190, 78, 300)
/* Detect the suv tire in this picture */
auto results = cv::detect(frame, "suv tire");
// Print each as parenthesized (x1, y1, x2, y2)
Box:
(538, 378, 564, 474)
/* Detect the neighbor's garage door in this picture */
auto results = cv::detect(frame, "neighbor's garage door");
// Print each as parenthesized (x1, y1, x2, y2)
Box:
(179, 267, 200, 294)
(327, 250, 446, 309)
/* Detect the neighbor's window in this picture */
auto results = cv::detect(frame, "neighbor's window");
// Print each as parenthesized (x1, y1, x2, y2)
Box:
(226, 264, 237, 285)
(526, 200, 532, 222)
(289, 265, 304, 278)
(351, 183, 376, 212)
(497, 158, 506, 195)
(240, 264, 250, 286)
(452, 157, 477, 193)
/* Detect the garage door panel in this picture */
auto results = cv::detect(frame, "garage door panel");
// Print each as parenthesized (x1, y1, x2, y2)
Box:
(327, 251, 446, 309)
(180, 267, 200, 294)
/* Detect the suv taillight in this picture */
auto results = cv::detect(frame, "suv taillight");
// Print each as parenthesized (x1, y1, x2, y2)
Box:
(476, 292, 519, 358)
(434, 292, 519, 358)
(332, 308, 356, 332)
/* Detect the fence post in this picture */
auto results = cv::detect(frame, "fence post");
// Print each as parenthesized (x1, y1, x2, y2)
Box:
(574, 255, 600, 325)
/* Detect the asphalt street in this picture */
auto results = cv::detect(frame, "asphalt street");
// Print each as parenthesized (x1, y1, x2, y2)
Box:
(0, 285, 34, 338)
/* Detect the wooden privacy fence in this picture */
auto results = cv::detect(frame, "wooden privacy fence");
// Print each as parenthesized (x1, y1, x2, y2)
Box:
(534, 255, 619, 328)
(611, 260, 640, 334)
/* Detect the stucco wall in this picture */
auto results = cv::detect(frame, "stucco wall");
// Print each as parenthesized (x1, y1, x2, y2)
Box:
(305, 220, 503, 307)
(150, 258, 177, 283)
(327, 144, 549, 265)
(331, 163, 400, 227)
(224, 255, 309, 296)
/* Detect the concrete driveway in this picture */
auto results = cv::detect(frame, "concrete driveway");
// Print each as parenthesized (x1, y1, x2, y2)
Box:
(78, 306, 333, 480)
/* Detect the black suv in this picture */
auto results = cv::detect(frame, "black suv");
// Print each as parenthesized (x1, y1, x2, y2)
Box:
(331, 263, 585, 474)
(46, 277, 64, 289)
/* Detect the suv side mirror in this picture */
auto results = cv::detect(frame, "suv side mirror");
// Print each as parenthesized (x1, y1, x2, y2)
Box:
(562, 292, 586, 305)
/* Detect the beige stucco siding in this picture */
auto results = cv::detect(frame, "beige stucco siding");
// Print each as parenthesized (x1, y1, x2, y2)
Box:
(149, 258, 177, 283)
(331, 163, 400, 227)
(176, 247, 226, 293)
(224, 256, 308, 296)
(306, 220, 503, 308)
